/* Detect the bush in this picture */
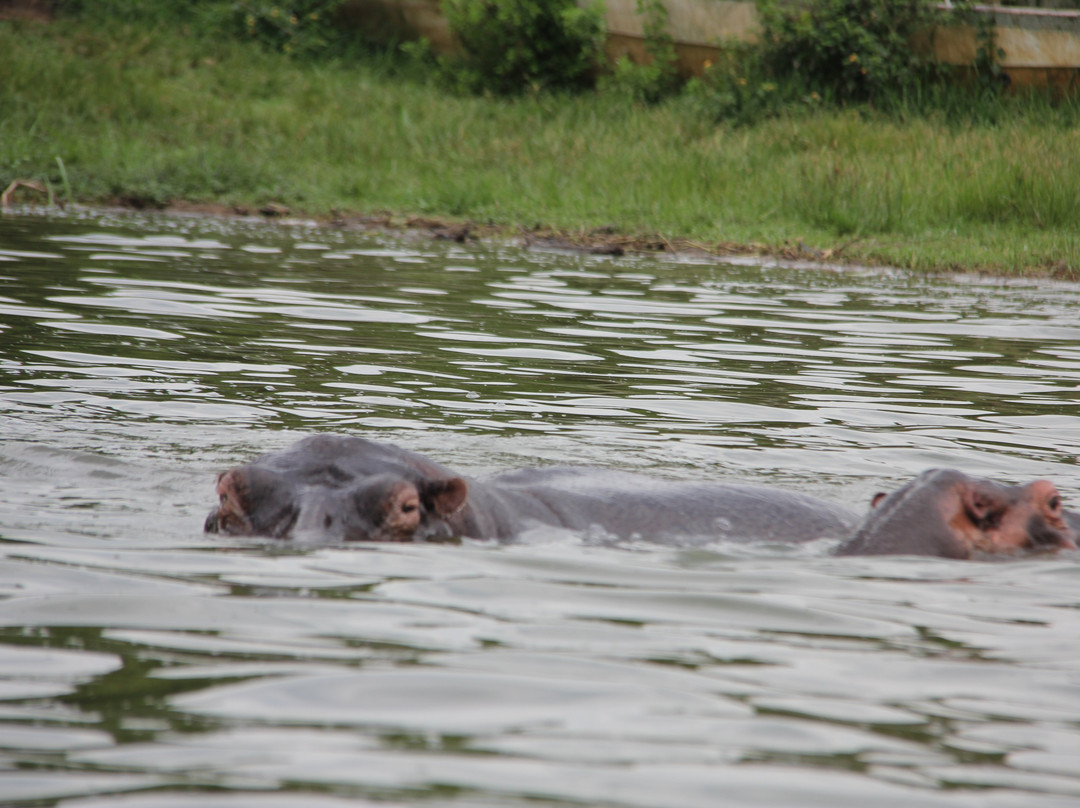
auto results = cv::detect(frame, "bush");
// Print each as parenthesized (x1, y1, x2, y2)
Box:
(54, 1, 354, 58)
(683, 42, 811, 124)
(53, 0, 230, 25)
(757, 0, 945, 105)
(686, 0, 973, 124)
(231, 1, 349, 57)
(600, 0, 681, 104)
(440, 0, 605, 95)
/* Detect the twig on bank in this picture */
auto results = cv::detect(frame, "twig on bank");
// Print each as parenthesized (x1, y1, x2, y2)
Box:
(822, 237, 862, 259)
(1, 179, 49, 211)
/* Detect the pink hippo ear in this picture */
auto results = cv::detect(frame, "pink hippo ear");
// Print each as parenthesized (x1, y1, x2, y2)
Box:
(961, 485, 1005, 528)
(870, 492, 887, 509)
(422, 477, 469, 516)
(213, 468, 255, 534)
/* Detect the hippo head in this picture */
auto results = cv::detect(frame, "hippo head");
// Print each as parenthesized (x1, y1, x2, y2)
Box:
(836, 468, 1077, 558)
(204, 436, 470, 543)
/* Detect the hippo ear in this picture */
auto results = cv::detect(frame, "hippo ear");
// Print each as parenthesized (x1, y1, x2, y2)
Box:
(421, 477, 468, 516)
(212, 468, 256, 534)
(212, 466, 296, 536)
(870, 492, 888, 509)
(961, 486, 1003, 528)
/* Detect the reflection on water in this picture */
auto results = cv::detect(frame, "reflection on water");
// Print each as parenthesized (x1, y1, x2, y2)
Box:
(1, 209, 1079, 807)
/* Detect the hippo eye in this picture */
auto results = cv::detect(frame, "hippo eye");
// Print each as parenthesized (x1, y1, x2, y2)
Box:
(401, 503, 417, 513)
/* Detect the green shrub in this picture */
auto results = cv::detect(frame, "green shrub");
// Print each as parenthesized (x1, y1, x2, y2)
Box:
(440, 0, 605, 94)
(54, 1, 353, 58)
(53, 0, 247, 32)
(757, 0, 944, 105)
(231, 1, 349, 57)
(683, 42, 811, 124)
(601, 0, 680, 104)
(687, 0, 979, 124)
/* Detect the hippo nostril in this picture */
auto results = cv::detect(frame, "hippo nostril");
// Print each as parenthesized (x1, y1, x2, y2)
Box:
(1026, 516, 1070, 550)
(324, 514, 333, 528)
(1049, 495, 1061, 511)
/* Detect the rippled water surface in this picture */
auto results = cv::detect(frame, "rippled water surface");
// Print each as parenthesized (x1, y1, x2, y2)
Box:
(2, 210, 1080, 807)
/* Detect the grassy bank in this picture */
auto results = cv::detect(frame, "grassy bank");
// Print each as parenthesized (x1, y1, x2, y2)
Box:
(2, 14, 1079, 274)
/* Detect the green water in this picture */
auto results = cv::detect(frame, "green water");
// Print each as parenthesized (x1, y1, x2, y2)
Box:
(0, 209, 1079, 807)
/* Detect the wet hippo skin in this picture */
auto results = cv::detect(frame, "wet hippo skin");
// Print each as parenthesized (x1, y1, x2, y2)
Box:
(205, 435, 856, 545)
(833, 468, 1075, 558)
(205, 435, 1077, 558)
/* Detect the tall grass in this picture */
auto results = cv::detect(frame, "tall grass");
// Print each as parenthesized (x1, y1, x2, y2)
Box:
(1, 17, 1078, 273)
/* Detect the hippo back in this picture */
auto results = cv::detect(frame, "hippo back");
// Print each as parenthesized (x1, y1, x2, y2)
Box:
(482, 467, 860, 543)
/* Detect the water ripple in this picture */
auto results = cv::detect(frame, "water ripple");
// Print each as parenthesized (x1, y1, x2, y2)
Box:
(2, 211, 1080, 807)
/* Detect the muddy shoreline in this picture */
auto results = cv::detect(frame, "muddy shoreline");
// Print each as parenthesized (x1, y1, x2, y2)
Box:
(10, 192, 1072, 278)
(151, 199, 872, 271)
(4, 185, 871, 269)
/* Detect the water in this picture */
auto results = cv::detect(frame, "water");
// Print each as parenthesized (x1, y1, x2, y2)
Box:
(1, 208, 1080, 807)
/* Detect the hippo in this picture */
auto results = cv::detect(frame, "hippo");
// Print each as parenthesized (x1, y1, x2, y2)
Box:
(205, 435, 1077, 558)
(834, 468, 1075, 558)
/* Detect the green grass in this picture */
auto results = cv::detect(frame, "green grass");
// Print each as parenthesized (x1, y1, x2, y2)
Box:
(2, 16, 1079, 274)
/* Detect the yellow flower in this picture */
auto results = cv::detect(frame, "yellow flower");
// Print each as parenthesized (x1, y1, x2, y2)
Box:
(270, 7, 279, 18)
(811, 91, 820, 101)
(703, 59, 712, 70)
(291, 15, 298, 25)
(737, 77, 747, 86)
(849, 53, 858, 63)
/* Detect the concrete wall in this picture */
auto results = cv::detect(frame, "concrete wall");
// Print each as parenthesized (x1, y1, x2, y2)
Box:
(928, 5, 1080, 89)
(340, 0, 1080, 87)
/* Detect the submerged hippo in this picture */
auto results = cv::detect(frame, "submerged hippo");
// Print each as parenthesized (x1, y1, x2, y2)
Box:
(835, 468, 1074, 558)
(204, 435, 1076, 558)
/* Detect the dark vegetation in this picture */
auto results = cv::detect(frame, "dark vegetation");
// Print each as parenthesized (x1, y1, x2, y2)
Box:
(37, 0, 1078, 124)
(2, 0, 1079, 273)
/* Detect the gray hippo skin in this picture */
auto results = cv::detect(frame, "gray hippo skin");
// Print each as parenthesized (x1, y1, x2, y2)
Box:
(205, 434, 857, 545)
(834, 468, 1076, 558)
(205, 435, 1077, 557)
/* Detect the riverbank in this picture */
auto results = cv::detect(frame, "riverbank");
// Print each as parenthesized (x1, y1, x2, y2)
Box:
(2, 12, 1079, 276)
